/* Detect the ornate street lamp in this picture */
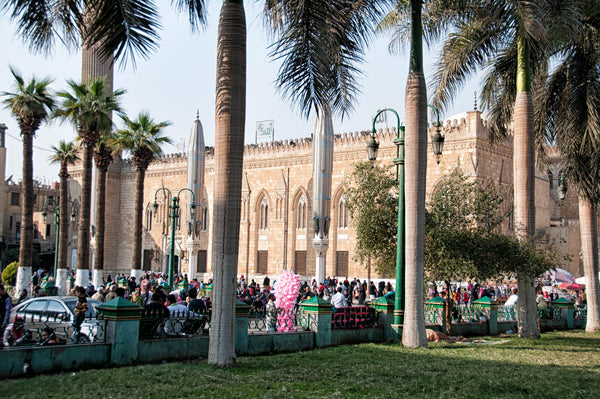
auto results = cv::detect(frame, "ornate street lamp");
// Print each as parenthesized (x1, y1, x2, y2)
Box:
(428, 104, 444, 164)
(152, 188, 196, 287)
(369, 106, 443, 332)
(557, 173, 568, 202)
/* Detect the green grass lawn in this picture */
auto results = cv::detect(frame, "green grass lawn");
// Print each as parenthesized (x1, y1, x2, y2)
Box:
(1, 330, 599, 399)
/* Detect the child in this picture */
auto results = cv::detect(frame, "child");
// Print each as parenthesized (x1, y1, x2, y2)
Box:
(73, 286, 88, 342)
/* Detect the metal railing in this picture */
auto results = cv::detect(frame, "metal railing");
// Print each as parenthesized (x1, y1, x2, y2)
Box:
(247, 308, 311, 334)
(331, 306, 377, 329)
(139, 309, 209, 340)
(2, 313, 105, 348)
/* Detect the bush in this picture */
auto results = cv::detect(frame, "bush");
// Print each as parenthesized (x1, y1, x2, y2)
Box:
(2, 261, 19, 286)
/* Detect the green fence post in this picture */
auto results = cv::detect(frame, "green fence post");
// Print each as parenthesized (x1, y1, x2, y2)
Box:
(552, 297, 575, 329)
(372, 296, 399, 340)
(426, 297, 446, 332)
(96, 297, 143, 365)
(299, 296, 333, 348)
(473, 296, 498, 335)
(235, 299, 250, 355)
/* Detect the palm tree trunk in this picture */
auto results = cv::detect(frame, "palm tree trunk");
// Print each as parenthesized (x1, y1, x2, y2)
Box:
(402, 0, 427, 349)
(513, 37, 539, 338)
(56, 163, 70, 291)
(578, 197, 600, 332)
(76, 142, 94, 287)
(131, 168, 146, 280)
(16, 132, 34, 293)
(93, 166, 107, 286)
(208, 0, 246, 367)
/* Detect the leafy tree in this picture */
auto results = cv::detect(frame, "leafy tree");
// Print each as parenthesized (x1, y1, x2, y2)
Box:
(347, 165, 566, 333)
(2, 66, 55, 293)
(2, 261, 19, 286)
(346, 162, 398, 275)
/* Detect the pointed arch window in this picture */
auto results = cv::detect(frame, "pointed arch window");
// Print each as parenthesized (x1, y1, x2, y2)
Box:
(338, 194, 349, 229)
(259, 197, 269, 230)
(297, 195, 307, 230)
(201, 201, 209, 232)
(145, 204, 153, 231)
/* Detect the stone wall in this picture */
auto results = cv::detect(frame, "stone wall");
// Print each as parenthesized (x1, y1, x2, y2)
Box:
(66, 110, 584, 281)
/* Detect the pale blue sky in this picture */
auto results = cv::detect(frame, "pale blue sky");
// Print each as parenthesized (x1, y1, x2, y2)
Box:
(1, 2, 478, 183)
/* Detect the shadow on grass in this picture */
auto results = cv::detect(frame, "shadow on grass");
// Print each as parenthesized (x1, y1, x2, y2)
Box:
(0, 331, 598, 399)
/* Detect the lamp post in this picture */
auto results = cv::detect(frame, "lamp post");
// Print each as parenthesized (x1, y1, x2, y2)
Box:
(152, 188, 196, 288)
(368, 106, 444, 331)
(42, 198, 76, 279)
(428, 105, 444, 164)
(557, 173, 568, 202)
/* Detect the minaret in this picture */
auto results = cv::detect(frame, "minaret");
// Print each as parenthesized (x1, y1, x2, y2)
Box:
(186, 112, 206, 279)
(312, 106, 334, 284)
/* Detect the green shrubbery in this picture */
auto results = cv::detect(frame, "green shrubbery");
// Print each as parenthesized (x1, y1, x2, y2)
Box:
(2, 261, 19, 286)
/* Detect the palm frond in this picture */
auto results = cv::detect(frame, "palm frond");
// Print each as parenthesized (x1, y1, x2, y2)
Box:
(171, 0, 207, 32)
(1, 0, 82, 55)
(85, 0, 161, 67)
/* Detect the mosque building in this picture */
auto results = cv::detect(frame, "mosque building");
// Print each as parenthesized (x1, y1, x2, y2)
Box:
(0, 109, 581, 283)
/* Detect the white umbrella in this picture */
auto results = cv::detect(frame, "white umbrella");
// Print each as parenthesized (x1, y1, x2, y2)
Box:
(575, 274, 600, 285)
(547, 268, 576, 283)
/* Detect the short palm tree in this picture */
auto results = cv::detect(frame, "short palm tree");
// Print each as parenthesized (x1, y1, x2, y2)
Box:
(54, 78, 124, 287)
(92, 131, 117, 287)
(541, 0, 600, 333)
(113, 112, 171, 279)
(2, 66, 55, 293)
(49, 140, 80, 291)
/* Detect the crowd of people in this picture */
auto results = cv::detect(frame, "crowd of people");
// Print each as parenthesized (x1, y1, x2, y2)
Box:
(237, 275, 396, 314)
(1, 268, 591, 347)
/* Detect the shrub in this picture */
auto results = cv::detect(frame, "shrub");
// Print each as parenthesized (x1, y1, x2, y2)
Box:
(2, 261, 19, 286)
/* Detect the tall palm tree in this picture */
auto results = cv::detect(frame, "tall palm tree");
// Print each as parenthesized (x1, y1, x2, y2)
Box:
(49, 140, 80, 291)
(113, 112, 171, 280)
(400, 0, 429, 348)
(207, 0, 246, 367)
(541, 0, 600, 332)
(2, 67, 54, 293)
(412, 0, 578, 338)
(55, 78, 124, 288)
(92, 131, 116, 287)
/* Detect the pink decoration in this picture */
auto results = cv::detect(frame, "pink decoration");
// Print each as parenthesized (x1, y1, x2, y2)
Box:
(274, 270, 301, 332)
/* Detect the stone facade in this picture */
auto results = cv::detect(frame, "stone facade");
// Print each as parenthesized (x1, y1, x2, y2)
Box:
(56, 110, 582, 280)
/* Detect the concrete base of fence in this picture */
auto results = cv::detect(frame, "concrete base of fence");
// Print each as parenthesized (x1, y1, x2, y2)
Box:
(137, 336, 209, 362)
(299, 296, 333, 348)
(247, 331, 314, 355)
(0, 344, 111, 378)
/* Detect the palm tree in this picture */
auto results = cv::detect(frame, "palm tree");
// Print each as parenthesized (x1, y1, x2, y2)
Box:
(49, 140, 80, 291)
(541, 0, 600, 332)
(410, 0, 579, 338)
(399, 0, 429, 348)
(55, 78, 124, 288)
(113, 112, 171, 280)
(91, 131, 116, 287)
(206, 0, 246, 367)
(2, 67, 54, 293)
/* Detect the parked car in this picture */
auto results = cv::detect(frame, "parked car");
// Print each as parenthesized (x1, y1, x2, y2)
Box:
(8, 296, 103, 343)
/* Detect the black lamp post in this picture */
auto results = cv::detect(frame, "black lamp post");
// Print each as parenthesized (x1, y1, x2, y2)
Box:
(428, 104, 444, 164)
(42, 198, 76, 279)
(368, 105, 444, 331)
(152, 188, 196, 287)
